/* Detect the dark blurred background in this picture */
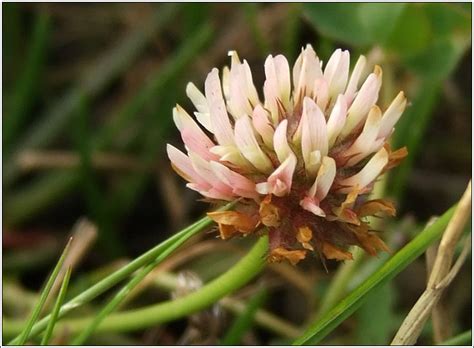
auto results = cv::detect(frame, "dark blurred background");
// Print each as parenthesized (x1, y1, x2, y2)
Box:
(2, 3, 471, 345)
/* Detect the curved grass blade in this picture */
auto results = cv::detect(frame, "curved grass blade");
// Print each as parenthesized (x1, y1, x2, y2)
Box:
(71, 220, 215, 344)
(8, 202, 233, 344)
(6, 234, 268, 337)
(16, 238, 72, 345)
(40, 267, 72, 345)
(293, 204, 457, 345)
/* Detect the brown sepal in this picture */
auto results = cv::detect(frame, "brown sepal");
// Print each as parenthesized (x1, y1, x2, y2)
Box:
(259, 195, 281, 227)
(356, 199, 396, 217)
(383, 144, 408, 171)
(296, 226, 314, 250)
(321, 242, 353, 261)
(268, 247, 307, 265)
(207, 211, 259, 240)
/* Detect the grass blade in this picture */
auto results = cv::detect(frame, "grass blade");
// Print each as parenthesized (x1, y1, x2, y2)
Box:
(438, 330, 472, 346)
(221, 287, 268, 345)
(40, 267, 72, 345)
(71, 220, 214, 344)
(293, 204, 457, 345)
(7, 202, 233, 344)
(16, 238, 72, 345)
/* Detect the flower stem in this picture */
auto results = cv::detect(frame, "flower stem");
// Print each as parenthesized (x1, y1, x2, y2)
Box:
(7, 213, 216, 344)
(4, 236, 268, 338)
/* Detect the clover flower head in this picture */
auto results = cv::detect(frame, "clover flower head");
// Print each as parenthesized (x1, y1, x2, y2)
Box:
(167, 44, 408, 265)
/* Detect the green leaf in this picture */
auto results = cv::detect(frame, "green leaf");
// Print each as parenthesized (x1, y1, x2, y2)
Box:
(303, 3, 406, 47)
(424, 3, 471, 38)
(16, 238, 72, 345)
(293, 204, 456, 345)
(404, 36, 469, 81)
(384, 5, 432, 57)
(40, 267, 72, 345)
(222, 288, 268, 345)
(303, 3, 370, 46)
(357, 3, 406, 44)
(388, 81, 441, 202)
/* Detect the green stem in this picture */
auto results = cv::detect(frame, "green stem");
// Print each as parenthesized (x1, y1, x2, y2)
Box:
(7, 213, 215, 344)
(5, 236, 268, 338)
(438, 330, 472, 346)
(71, 221, 213, 344)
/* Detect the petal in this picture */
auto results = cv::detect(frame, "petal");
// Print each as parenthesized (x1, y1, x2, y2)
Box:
(340, 65, 382, 138)
(273, 119, 294, 163)
(324, 49, 350, 98)
(210, 144, 252, 169)
(227, 51, 259, 119)
(256, 153, 297, 197)
(343, 105, 383, 166)
(205, 68, 235, 146)
(234, 115, 273, 173)
(264, 54, 291, 121)
(308, 156, 336, 200)
(300, 197, 326, 217)
(210, 161, 259, 200)
(186, 82, 213, 132)
(344, 55, 367, 104)
(186, 82, 209, 113)
(378, 91, 407, 139)
(293, 44, 323, 103)
(313, 78, 329, 111)
(173, 105, 218, 161)
(167, 144, 209, 188)
(338, 147, 388, 193)
(327, 94, 348, 147)
(301, 97, 328, 176)
(188, 152, 234, 197)
(252, 105, 274, 148)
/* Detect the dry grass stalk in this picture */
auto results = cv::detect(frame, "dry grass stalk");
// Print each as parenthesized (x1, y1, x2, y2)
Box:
(391, 181, 472, 345)
(17, 150, 144, 172)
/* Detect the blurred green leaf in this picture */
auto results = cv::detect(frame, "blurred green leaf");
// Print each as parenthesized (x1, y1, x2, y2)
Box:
(3, 12, 50, 152)
(303, 3, 405, 47)
(388, 81, 440, 202)
(424, 3, 471, 38)
(385, 5, 432, 57)
(357, 3, 406, 44)
(304, 3, 370, 46)
(3, 2, 22, 87)
(404, 38, 468, 80)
